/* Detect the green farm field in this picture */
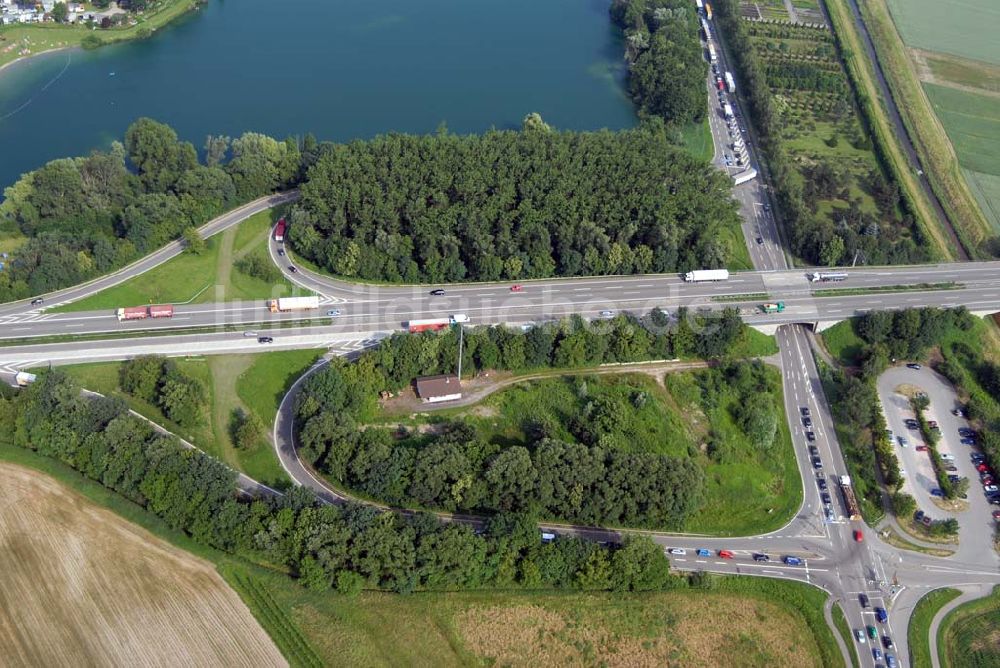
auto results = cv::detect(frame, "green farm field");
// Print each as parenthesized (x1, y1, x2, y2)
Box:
(885, 0, 1000, 66)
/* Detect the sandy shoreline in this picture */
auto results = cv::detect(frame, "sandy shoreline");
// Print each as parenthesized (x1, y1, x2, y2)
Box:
(0, 45, 73, 78)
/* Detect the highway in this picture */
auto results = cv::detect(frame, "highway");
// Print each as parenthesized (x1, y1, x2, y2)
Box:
(0, 13, 995, 668)
(4, 261, 1000, 343)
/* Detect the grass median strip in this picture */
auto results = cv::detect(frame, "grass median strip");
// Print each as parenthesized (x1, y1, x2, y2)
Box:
(813, 282, 961, 297)
(909, 587, 962, 668)
(710, 293, 770, 303)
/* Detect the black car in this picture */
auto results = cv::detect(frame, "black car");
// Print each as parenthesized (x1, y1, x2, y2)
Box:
(753, 553, 770, 562)
(257, 336, 274, 344)
(806, 431, 816, 442)
(817, 478, 828, 491)
(812, 457, 823, 469)
(756, 237, 764, 245)
(430, 289, 446, 296)
(801, 407, 811, 417)
(882, 636, 894, 650)
(803, 417, 812, 428)
(821, 492, 831, 504)
(809, 446, 819, 456)
(30, 297, 43, 305)
(906, 363, 922, 370)
(288, 266, 298, 273)
(859, 593, 869, 607)
(277, 248, 285, 256)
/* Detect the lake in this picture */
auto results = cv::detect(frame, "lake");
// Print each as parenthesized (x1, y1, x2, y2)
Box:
(0, 0, 636, 191)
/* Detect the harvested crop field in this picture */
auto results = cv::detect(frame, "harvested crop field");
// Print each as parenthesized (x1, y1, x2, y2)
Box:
(886, 0, 1000, 66)
(0, 463, 286, 667)
(456, 594, 820, 667)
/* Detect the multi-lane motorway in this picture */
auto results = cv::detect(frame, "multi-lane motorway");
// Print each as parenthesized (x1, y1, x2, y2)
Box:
(2, 13, 998, 668)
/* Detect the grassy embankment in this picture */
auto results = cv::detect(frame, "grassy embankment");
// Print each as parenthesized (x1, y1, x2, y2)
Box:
(53, 208, 299, 312)
(0, 438, 845, 667)
(376, 365, 799, 536)
(858, 0, 997, 248)
(908, 587, 962, 668)
(822, 0, 953, 260)
(832, 602, 860, 668)
(937, 585, 1000, 668)
(0, 0, 199, 70)
(61, 349, 322, 489)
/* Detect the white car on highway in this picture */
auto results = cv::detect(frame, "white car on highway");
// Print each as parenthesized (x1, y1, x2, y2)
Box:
(668, 548, 686, 556)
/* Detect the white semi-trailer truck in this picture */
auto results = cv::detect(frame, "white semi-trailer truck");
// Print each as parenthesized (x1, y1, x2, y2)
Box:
(683, 269, 730, 282)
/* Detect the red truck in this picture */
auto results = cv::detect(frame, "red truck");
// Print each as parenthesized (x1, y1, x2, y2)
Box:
(274, 218, 287, 242)
(116, 305, 174, 321)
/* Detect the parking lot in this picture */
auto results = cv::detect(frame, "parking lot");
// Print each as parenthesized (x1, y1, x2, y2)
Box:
(877, 366, 996, 554)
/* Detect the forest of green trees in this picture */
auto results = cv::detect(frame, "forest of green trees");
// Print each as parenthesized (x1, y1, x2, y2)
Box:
(610, 0, 706, 126)
(2, 371, 674, 594)
(295, 309, 756, 528)
(287, 121, 742, 283)
(0, 118, 307, 302)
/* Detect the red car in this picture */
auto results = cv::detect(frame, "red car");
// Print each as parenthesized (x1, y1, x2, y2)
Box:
(510, 285, 524, 292)
(916, 445, 928, 452)
(853, 530, 864, 543)
(718, 549, 735, 559)
(978, 464, 990, 473)
(993, 510, 1000, 521)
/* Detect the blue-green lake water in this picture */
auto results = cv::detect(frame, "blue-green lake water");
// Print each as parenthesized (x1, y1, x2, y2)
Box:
(0, 0, 635, 190)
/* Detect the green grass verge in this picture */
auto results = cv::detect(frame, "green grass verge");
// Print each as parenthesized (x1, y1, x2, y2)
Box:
(832, 602, 861, 668)
(909, 588, 962, 668)
(813, 282, 961, 297)
(677, 117, 714, 163)
(939, 586, 1000, 668)
(821, 320, 867, 368)
(52, 209, 298, 313)
(60, 350, 322, 489)
(0, 0, 199, 69)
(858, 0, 993, 254)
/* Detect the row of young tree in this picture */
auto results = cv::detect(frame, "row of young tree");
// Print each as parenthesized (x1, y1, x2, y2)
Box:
(287, 119, 741, 284)
(711, 0, 927, 267)
(295, 309, 756, 527)
(2, 372, 674, 594)
(610, 0, 707, 126)
(0, 118, 307, 302)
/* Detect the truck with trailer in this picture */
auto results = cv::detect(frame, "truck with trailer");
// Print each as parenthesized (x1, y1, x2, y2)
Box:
(839, 475, 861, 520)
(116, 304, 174, 321)
(407, 314, 470, 333)
(267, 296, 320, 313)
(761, 302, 785, 313)
(808, 272, 848, 282)
(683, 269, 730, 283)
(14, 371, 36, 387)
(701, 18, 711, 40)
(705, 2, 712, 19)
(724, 71, 736, 92)
(274, 218, 287, 242)
(723, 102, 734, 119)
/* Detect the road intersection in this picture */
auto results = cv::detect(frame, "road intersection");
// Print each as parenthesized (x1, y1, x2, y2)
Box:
(0, 23, 996, 668)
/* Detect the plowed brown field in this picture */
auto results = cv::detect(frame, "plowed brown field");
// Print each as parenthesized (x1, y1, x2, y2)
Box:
(0, 463, 286, 667)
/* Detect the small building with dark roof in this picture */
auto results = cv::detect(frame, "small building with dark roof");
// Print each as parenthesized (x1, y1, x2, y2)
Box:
(415, 374, 462, 403)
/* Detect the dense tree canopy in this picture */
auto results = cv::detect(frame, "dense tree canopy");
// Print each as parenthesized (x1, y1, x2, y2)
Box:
(0, 118, 300, 303)
(611, 0, 707, 125)
(295, 309, 761, 527)
(2, 371, 672, 594)
(288, 120, 742, 283)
